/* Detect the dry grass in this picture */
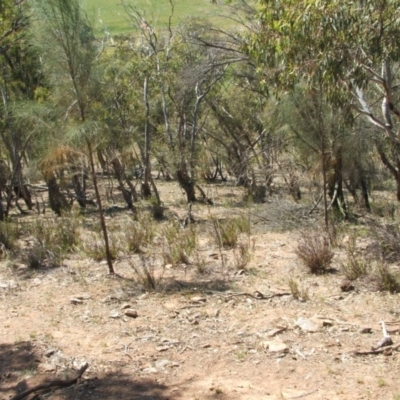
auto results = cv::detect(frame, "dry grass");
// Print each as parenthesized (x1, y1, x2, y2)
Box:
(295, 229, 334, 274)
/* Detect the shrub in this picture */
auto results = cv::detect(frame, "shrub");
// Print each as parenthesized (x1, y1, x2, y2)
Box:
(296, 230, 334, 274)
(24, 243, 62, 269)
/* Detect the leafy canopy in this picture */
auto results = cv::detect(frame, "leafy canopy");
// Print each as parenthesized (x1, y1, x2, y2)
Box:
(249, 0, 400, 100)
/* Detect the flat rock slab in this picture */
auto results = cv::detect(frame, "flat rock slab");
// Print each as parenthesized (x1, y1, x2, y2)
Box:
(262, 340, 289, 353)
(296, 317, 319, 332)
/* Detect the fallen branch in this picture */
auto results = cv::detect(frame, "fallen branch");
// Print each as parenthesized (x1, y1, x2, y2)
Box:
(352, 343, 400, 356)
(10, 363, 88, 400)
(211, 290, 291, 300)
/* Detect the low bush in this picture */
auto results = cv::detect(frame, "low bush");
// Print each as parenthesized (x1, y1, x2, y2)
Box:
(296, 230, 334, 274)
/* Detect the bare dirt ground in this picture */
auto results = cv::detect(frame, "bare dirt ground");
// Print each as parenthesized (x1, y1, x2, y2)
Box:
(1, 180, 400, 400)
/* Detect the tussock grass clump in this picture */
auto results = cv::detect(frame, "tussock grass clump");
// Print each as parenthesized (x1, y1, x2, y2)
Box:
(341, 235, 370, 280)
(296, 230, 334, 274)
(288, 278, 309, 301)
(125, 215, 155, 253)
(162, 223, 197, 265)
(370, 222, 400, 262)
(31, 214, 80, 254)
(130, 256, 164, 291)
(0, 220, 19, 255)
(233, 240, 254, 270)
(374, 263, 400, 293)
(24, 243, 62, 269)
(82, 232, 118, 261)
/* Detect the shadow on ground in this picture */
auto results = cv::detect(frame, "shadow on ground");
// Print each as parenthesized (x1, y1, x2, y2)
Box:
(0, 342, 172, 400)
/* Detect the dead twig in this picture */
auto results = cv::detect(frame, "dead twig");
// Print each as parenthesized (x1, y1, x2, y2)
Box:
(211, 290, 291, 300)
(10, 363, 89, 400)
(352, 343, 400, 356)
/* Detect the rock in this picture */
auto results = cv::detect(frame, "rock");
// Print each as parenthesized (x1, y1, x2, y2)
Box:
(155, 359, 179, 369)
(70, 298, 83, 304)
(191, 296, 206, 303)
(142, 367, 158, 373)
(360, 327, 372, 334)
(322, 320, 334, 327)
(38, 363, 56, 373)
(340, 279, 355, 292)
(156, 346, 170, 352)
(121, 303, 132, 310)
(372, 336, 393, 350)
(262, 340, 289, 353)
(109, 311, 121, 318)
(296, 317, 319, 333)
(124, 309, 138, 318)
(266, 328, 286, 337)
(44, 348, 57, 357)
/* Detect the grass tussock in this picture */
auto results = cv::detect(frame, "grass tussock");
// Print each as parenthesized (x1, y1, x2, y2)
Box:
(162, 223, 197, 266)
(0, 220, 19, 256)
(296, 229, 334, 274)
(130, 256, 164, 291)
(341, 235, 370, 280)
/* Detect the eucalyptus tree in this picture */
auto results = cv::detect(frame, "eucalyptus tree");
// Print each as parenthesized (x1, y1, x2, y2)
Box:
(0, 0, 38, 217)
(248, 0, 400, 201)
(33, 0, 115, 274)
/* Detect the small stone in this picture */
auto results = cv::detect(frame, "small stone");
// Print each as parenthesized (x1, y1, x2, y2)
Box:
(191, 296, 206, 303)
(360, 327, 372, 334)
(262, 340, 289, 353)
(372, 336, 393, 350)
(142, 367, 158, 373)
(44, 349, 57, 357)
(124, 309, 138, 318)
(266, 328, 286, 337)
(322, 320, 334, 327)
(202, 344, 211, 348)
(120, 303, 132, 310)
(340, 280, 355, 292)
(156, 346, 170, 352)
(38, 363, 56, 373)
(296, 317, 319, 333)
(109, 311, 121, 318)
(70, 298, 83, 304)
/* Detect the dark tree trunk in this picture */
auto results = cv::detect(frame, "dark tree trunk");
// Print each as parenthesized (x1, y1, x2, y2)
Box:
(46, 175, 71, 216)
(176, 169, 196, 203)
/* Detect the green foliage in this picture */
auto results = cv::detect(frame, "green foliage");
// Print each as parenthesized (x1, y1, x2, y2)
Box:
(85, 0, 230, 35)
(250, 0, 400, 100)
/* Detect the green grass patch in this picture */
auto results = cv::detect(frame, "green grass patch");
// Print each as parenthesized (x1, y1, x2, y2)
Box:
(85, 0, 231, 35)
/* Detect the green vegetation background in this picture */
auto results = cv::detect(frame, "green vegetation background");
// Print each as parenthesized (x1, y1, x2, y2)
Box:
(85, 0, 224, 34)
